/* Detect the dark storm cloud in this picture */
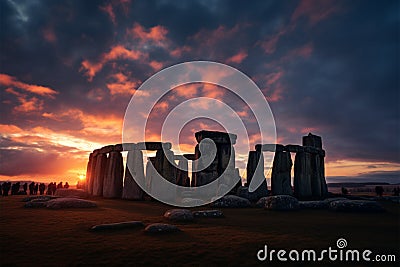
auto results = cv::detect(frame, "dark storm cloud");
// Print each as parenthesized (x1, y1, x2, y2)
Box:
(1, 0, 399, 181)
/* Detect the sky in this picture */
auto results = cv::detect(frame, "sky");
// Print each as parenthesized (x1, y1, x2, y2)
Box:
(0, 0, 399, 185)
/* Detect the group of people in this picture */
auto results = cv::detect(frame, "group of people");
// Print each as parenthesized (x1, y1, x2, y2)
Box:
(0, 181, 69, 196)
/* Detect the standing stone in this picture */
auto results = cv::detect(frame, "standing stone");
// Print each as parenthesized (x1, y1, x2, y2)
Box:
(193, 130, 237, 190)
(246, 151, 263, 186)
(93, 153, 108, 197)
(154, 149, 177, 184)
(271, 151, 293, 195)
(88, 153, 98, 195)
(123, 150, 145, 200)
(293, 151, 312, 198)
(103, 151, 123, 198)
(303, 133, 328, 198)
(176, 158, 190, 187)
(85, 153, 93, 193)
(245, 151, 268, 199)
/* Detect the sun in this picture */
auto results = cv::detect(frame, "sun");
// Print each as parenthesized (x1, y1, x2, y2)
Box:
(78, 174, 86, 180)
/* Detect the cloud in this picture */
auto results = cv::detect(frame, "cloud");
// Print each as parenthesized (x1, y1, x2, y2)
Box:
(127, 22, 168, 46)
(80, 45, 145, 81)
(0, 73, 58, 97)
(226, 50, 248, 64)
(106, 72, 139, 95)
(100, 3, 116, 24)
(291, 0, 342, 25)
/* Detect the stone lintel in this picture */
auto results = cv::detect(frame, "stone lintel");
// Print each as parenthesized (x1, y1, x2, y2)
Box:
(195, 130, 237, 145)
(183, 154, 196, 161)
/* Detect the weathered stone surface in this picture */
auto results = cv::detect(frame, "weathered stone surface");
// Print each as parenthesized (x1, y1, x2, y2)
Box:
(271, 151, 293, 195)
(93, 153, 108, 197)
(55, 189, 88, 198)
(183, 154, 196, 161)
(256, 197, 268, 208)
(237, 185, 268, 202)
(195, 130, 237, 144)
(211, 195, 251, 208)
(293, 151, 312, 198)
(192, 210, 224, 218)
(255, 144, 284, 152)
(164, 209, 194, 222)
(246, 151, 264, 186)
(196, 171, 218, 186)
(123, 150, 145, 200)
(285, 144, 304, 153)
(99, 145, 114, 154)
(103, 151, 124, 198)
(299, 200, 329, 209)
(113, 143, 123, 152)
(303, 133, 322, 149)
(122, 143, 137, 151)
(145, 223, 180, 233)
(22, 196, 58, 202)
(85, 153, 94, 193)
(46, 198, 97, 209)
(176, 158, 190, 187)
(154, 149, 177, 184)
(90, 221, 144, 231)
(88, 154, 97, 195)
(329, 200, 385, 212)
(136, 142, 172, 151)
(264, 195, 299, 211)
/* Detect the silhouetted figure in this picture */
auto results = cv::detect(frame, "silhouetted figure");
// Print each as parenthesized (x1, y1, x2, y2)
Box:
(39, 183, 45, 195)
(11, 182, 20, 195)
(29, 182, 35, 195)
(393, 187, 399, 196)
(341, 187, 348, 195)
(64, 182, 69, 189)
(52, 182, 57, 195)
(57, 182, 63, 189)
(34, 183, 38, 195)
(2, 182, 11, 196)
(23, 183, 28, 193)
(375, 186, 384, 197)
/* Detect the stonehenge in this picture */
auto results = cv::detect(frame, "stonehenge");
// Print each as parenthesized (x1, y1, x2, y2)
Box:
(250, 133, 328, 199)
(84, 131, 328, 201)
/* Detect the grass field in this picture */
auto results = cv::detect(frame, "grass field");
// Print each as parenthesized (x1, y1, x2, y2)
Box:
(0, 196, 399, 266)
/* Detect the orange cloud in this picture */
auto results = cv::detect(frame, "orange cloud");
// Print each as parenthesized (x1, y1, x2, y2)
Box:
(106, 72, 139, 95)
(80, 45, 147, 81)
(201, 83, 225, 99)
(291, 0, 342, 25)
(170, 45, 191, 57)
(0, 124, 23, 134)
(100, 3, 116, 24)
(5, 87, 45, 113)
(128, 23, 168, 45)
(265, 71, 284, 86)
(226, 50, 248, 64)
(174, 84, 198, 98)
(149, 60, 163, 71)
(80, 45, 144, 81)
(0, 73, 58, 97)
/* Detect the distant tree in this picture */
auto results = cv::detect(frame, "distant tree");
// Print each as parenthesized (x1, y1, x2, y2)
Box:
(375, 186, 384, 197)
(341, 187, 348, 195)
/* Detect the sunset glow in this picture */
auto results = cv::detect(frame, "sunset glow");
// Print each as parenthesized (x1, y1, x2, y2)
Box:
(1, 0, 398, 185)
